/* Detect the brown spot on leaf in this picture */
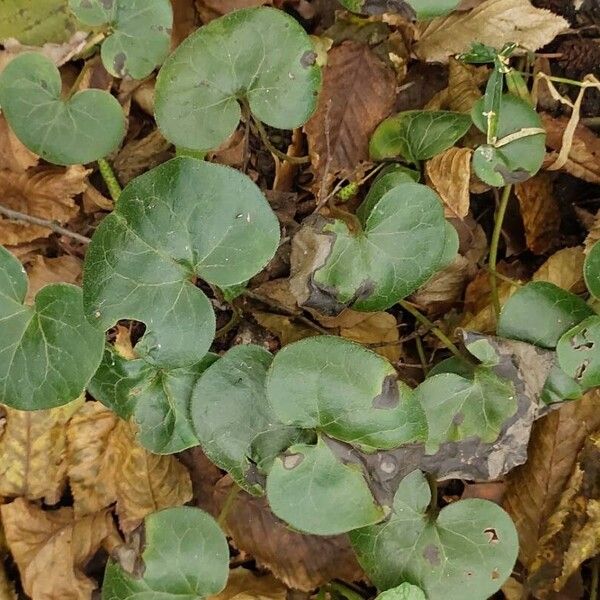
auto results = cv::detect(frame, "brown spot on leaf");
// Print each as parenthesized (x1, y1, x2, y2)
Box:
(101, 0, 114, 9)
(491, 568, 500, 580)
(113, 52, 127, 77)
(423, 544, 441, 566)
(372, 374, 400, 409)
(362, 0, 416, 19)
(300, 51, 317, 68)
(283, 453, 304, 470)
(452, 411, 465, 425)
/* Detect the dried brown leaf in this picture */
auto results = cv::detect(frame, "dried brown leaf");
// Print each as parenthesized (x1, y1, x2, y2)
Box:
(339, 311, 401, 362)
(304, 41, 396, 185)
(209, 568, 287, 600)
(25, 255, 82, 304)
(503, 389, 600, 569)
(514, 172, 560, 255)
(0, 561, 15, 600)
(414, 0, 568, 63)
(584, 209, 600, 253)
(1, 498, 113, 600)
(252, 311, 317, 346)
(195, 0, 272, 21)
(425, 147, 472, 219)
(171, 0, 198, 49)
(82, 184, 113, 214)
(533, 246, 587, 294)
(0, 115, 38, 173)
(0, 165, 89, 245)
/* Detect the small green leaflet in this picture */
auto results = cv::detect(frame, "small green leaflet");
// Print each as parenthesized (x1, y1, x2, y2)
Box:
(266, 436, 386, 535)
(557, 316, 600, 390)
(584, 241, 600, 299)
(83, 157, 280, 370)
(349, 470, 518, 600)
(375, 584, 426, 600)
(336, 0, 461, 20)
(102, 507, 229, 600)
(155, 7, 322, 152)
(0, 246, 104, 411)
(497, 281, 594, 348)
(69, 0, 173, 79)
(0, 53, 125, 166)
(369, 110, 471, 162)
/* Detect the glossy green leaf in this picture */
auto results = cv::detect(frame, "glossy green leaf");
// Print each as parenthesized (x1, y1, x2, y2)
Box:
(267, 336, 426, 450)
(0, 53, 125, 165)
(155, 7, 322, 152)
(291, 182, 449, 313)
(349, 470, 518, 600)
(83, 157, 279, 370)
(375, 584, 426, 600)
(89, 346, 218, 454)
(541, 365, 583, 405)
(266, 437, 386, 535)
(337, 0, 461, 19)
(0, 246, 104, 411)
(497, 282, 594, 349)
(471, 94, 545, 187)
(584, 240, 600, 299)
(557, 316, 600, 390)
(69, 0, 172, 79)
(369, 110, 471, 162)
(102, 506, 229, 600)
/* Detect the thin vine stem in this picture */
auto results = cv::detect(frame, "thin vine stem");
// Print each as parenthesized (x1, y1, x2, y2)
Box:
(327, 581, 366, 600)
(249, 111, 310, 164)
(97, 158, 122, 202)
(488, 184, 513, 321)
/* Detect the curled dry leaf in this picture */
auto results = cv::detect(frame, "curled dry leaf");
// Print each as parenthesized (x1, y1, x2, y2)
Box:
(584, 209, 600, 253)
(533, 246, 587, 294)
(339, 311, 401, 363)
(514, 172, 560, 255)
(208, 567, 287, 600)
(25, 255, 82, 304)
(0, 498, 114, 600)
(425, 147, 472, 219)
(0, 114, 38, 173)
(0, 165, 89, 245)
(303, 41, 396, 187)
(414, 0, 568, 63)
(0, 398, 83, 504)
(252, 311, 317, 346)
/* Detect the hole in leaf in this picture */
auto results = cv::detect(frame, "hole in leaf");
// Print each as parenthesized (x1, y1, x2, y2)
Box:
(575, 360, 590, 380)
(484, 527, 499, 544)
(491, 569, 500, 580)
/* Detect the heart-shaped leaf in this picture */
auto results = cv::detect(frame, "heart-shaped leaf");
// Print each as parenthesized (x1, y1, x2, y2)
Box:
(266, 436, 386, 535)
(471, 94, 545, 187)
(497, 282, 594, 348)
(69, 0, 173, 79)
(369, 110, 471, 162)
(0, 53, 126, 165)
(0, 246, 104, 410)
(102, 506, 229, 600)
(89, 346, 218, 454)
(337, 0, 461, 19)
(375, 584, 426, 600)
(266, 336, 426, 450)
(349, 470, 519, 600)
(584, 240, 600, 299)
(83, 157, 280, 370)
(290, 182, 450, 313)
(557, 316, 600, 390)
(155, 7, 322, 152)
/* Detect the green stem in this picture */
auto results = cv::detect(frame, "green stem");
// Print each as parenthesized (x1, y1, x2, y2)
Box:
(488, 184, 513, 321)
(398, 300, 466, 361)
(250, 113, 310, 164)
(327, 581, 365, 600)
(218, 484, 241, 528)
(215, 309, 241, 338)
(415, 335, 429, 374)
(97, 158, 122, 202)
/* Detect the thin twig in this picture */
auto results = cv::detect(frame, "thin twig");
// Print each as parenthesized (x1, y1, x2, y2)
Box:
(489, 184, 513, 320)
(415, 335, 429, 375)
(250, 113, 310, 164)
(0, 205, 91, 244)
(97, 158, 122, 202)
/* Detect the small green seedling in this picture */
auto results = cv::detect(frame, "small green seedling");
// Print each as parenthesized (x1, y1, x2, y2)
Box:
(102, 506, 229, 600)
(0, 53, 126, 165)
(155, 7, 322, 152)
(337, 0, 462, 20)
(69, 0, 173, 79)
(0, 246, 104, 410)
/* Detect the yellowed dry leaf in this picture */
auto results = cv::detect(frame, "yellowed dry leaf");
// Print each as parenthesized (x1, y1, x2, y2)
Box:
(0, 398, 83, 504)
(312, 308, 367, 329)
(0, 561, 15, 600)
(251, 279, 300, 314)
(0, 115, 38, 173)
(0, 165, 89, 245)
(82, 184, 113, 214)
(25, 255, 82, 304)
(340, 311, 401, 362)
(252, 312, 317, 346)
(114, 325, 137, 360)
(426, 147, 472, 218)
(514, 172, 560, 255)
(584, 208, 600, 253)
(1, 498, 113, 600)
(415, 0, 568, 63)
(209, 568, 287, 600)
(533, 246, 586, 294)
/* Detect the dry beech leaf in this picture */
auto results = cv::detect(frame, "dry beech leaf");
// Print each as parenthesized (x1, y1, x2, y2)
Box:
(0, 398, 83, 504)
(195, 0, 273, 21)
(208, 129, 246, 170)
(304, 41, 396, 185)
(414, 0, 568, 63)
(82, 184, 113, 214)
(252, 311, 317, 346)
(25, 255, 82, 304)
(209, 567, 287, 600)
(251, 278, 301, 314)
(533, 246, 587, 294)
(542, 113, 600, 184)
(339, 311, 401, 363)
(527, 431, 600, 597)
(584, 209, 600, 253)
(0, 114, 38, 172)
(504, 389, 600, 569)
(0, 165, 89, 245)
(0, 498, 114, 600)
(514, 172, 560, 255)
(171, 0, 199, 49)
(0, 561, 15, 600)
(425, 147, 472, 219)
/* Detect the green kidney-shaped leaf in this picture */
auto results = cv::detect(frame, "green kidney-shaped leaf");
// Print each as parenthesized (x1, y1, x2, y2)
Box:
(497, 282, 594, 349)
(350, 470, 518, 600)
(89, 346, 217, 454)
(337, 0, 461, 19)
(541, 364, 583, 405)
(557, 316, 600, 390)
(102, 506, 229, 600)
(155, 7, 322, 152)
(266, 437, 386, 535)
(584, 241, 600, 299)
(291, 182, 449, 313)
(375, 584, 426, 600)
(0, 246, 104, 410)
(69, 0, 172, 79)
(267, 336, 426, 450)
(369, 110, 471, 162)
(83, 157, 279, 369)
(471, 94, 545, 187)
(0, 53, 126, 165)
